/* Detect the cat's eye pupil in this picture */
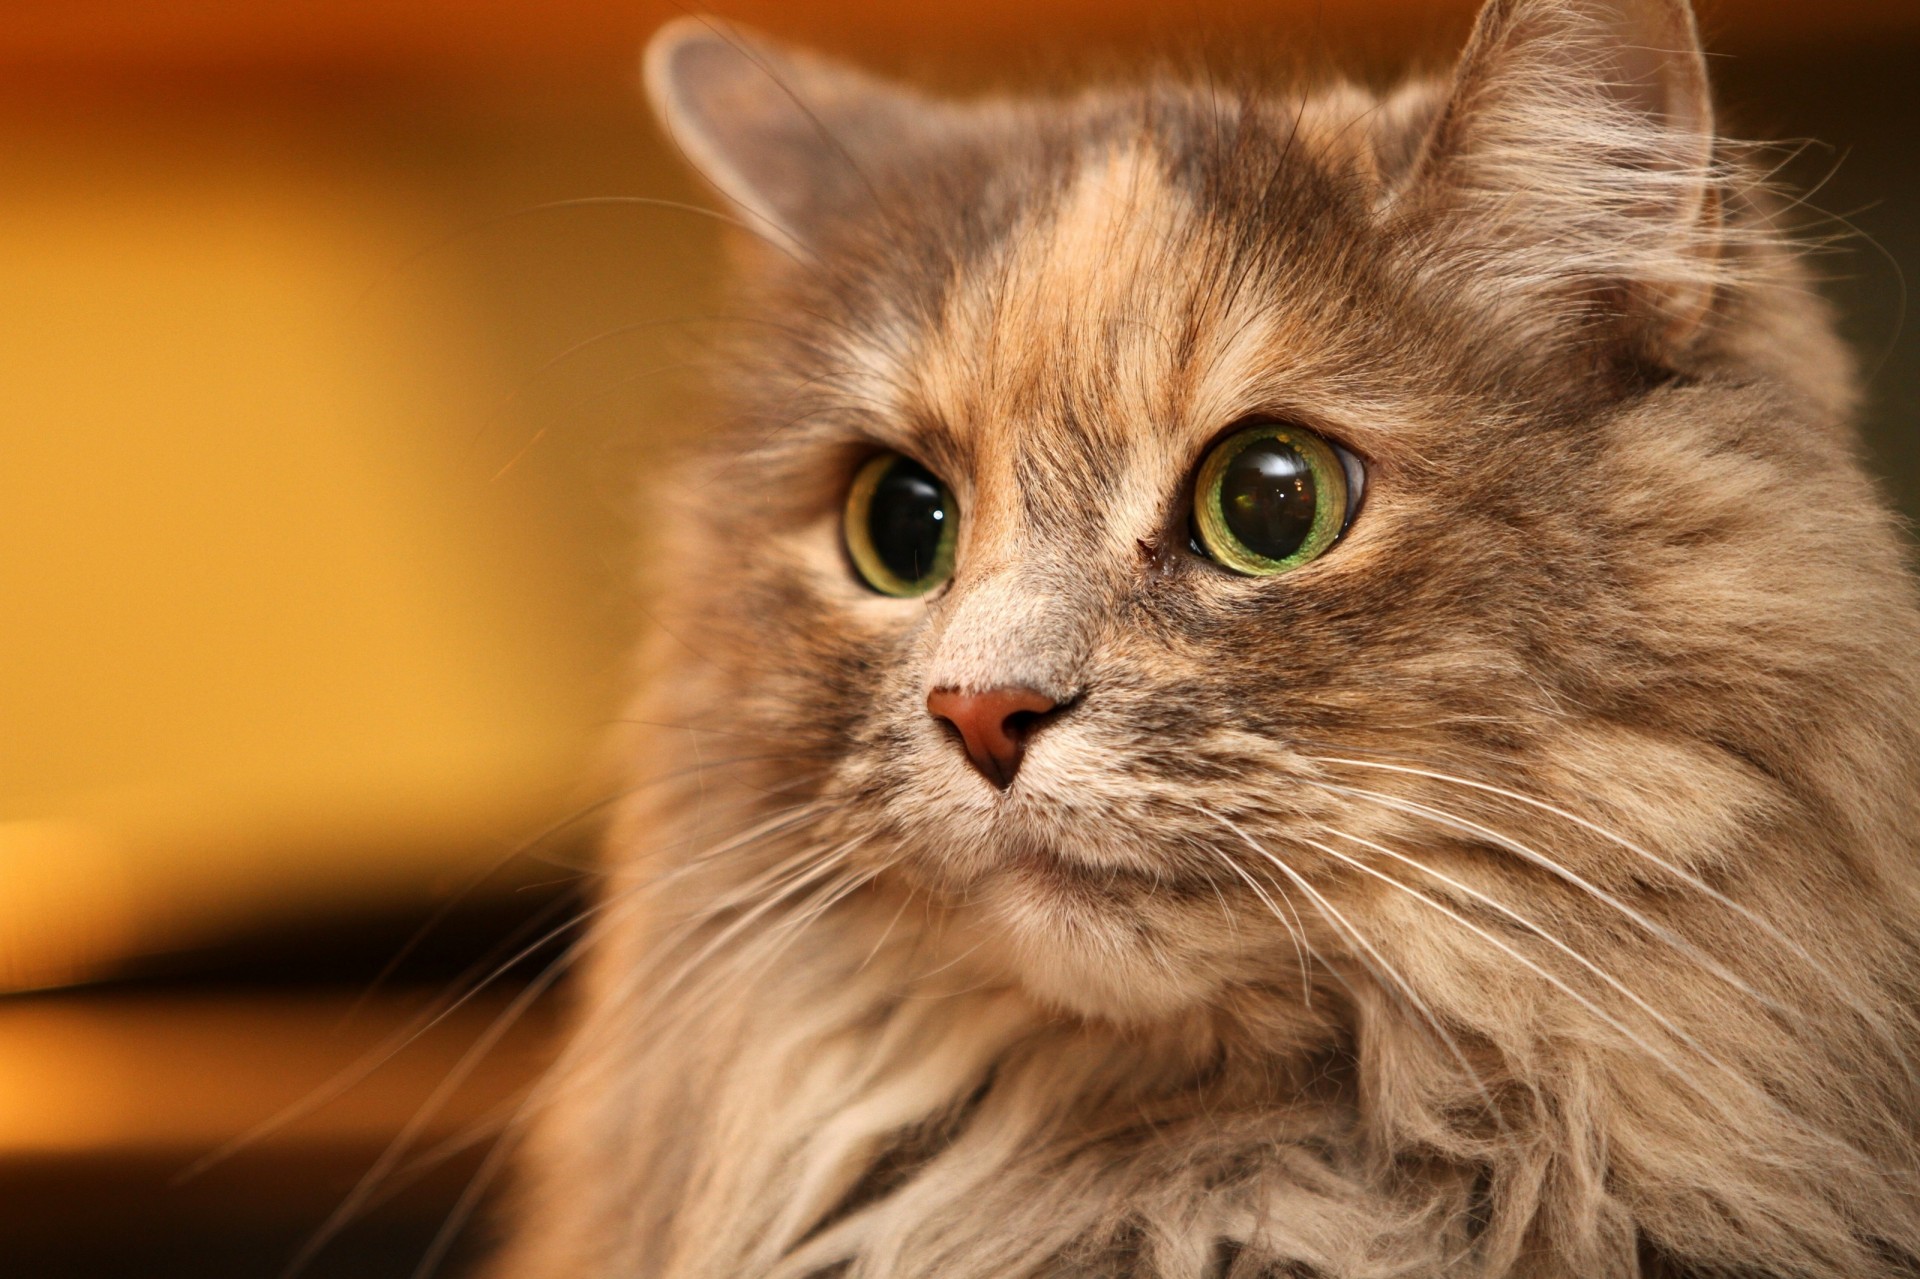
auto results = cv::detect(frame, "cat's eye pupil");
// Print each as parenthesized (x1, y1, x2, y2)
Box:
(844, 452, 959, 597)
(868, 461, 947, 582)
(1218, 438, 1318, 563)
(1191, 422, 1351, 576)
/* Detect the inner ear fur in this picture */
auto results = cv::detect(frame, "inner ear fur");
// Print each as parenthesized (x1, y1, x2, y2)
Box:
(1389, 0, 1725, 350)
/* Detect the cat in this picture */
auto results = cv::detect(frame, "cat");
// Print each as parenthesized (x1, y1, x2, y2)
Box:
(490, 1, 1920, 1275)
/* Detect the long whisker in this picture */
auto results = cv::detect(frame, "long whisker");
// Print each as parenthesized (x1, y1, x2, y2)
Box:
(1299, 778, 1794, 1023)
(354, 753, 825, 1010)
(198, 901, 595, 1206)
(1302, 830, 1904, 1176)
(594, 850, 840, 1030)
(281, 933, 583, 1279)
(407, 1107, 523, 1279)
(644, 799, 837, 904)
(1309, 754, 1919, 1086)
(414, 853, 882, 1279)
(738, 865, 885, 988)
(1302, 833, 1703, 1092)
(1196, 841, 1317, 1004)
(1202, 810, 1512, 1137)
(680, 828, 857, 916)
(1310, 756, 1853, 971)
(401, 860, 867, 1275)
(630, 836, 867, 1020)
(857, 886, 917, 974)
(185, 790, 825, 1185)
(1320, 826, 1723, 1067)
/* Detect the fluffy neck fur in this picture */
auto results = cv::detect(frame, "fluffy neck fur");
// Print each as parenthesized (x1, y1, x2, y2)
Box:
(493, 4, 1920, 1276)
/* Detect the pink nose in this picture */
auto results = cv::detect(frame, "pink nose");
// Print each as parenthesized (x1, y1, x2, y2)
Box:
(926, 686, 1060, 789)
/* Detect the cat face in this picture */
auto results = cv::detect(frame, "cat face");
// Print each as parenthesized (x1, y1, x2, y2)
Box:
(492, 11, 1920, 1278)
(733, 136, 1569, 1018)
(639, 3, 1911, 1027)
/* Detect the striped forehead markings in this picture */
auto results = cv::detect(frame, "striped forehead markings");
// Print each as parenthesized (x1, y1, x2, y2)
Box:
(889, 135, 1301, 558)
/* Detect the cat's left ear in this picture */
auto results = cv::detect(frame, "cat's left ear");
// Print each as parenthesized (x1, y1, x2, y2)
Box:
(644, 19, 943, 257)
(1393, 0, 1723, 348)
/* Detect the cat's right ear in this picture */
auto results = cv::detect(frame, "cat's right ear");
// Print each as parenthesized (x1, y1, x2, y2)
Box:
(643, 19, 938, 258)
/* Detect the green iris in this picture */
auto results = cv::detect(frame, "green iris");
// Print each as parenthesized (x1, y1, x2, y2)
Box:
(844, 452, 958, 597)
(1192, 422, 1351, 576)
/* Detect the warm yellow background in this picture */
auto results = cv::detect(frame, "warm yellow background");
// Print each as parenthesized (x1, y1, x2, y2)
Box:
(0, 128, 681, 989)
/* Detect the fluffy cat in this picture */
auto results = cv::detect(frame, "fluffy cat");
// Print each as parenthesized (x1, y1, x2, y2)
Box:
(492, 1, 1920, 1275)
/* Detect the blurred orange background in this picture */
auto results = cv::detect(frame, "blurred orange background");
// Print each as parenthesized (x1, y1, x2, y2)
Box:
(1, 2, 1914, 1276)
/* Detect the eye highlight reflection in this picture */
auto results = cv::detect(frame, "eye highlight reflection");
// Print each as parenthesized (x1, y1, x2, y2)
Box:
(1191, 422, 1353, 575)
(844, 452, 959, 597)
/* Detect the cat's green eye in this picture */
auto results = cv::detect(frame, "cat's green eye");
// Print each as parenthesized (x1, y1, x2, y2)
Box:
(844, 452, 959, 597)
(1191, 422, 1353, 576)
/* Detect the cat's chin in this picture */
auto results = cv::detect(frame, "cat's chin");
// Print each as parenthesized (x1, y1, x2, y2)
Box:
(969, 862, 1224, 1025)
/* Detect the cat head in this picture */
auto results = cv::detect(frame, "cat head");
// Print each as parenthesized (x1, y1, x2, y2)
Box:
(635, 0, 1915, 1040)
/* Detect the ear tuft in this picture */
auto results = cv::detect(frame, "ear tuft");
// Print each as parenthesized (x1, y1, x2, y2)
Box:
(642, 19, 936, 257)
(1397, 0, 1733, 350)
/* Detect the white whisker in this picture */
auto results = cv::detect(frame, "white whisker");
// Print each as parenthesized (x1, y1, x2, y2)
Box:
(1196, 835, 1316, 1002)
(1310, 753, 1920, 1088)
(1303, 832, 1705, 1094)
(1201, 809, 1513, 1137)
(639, 836, 867, 1017)
(284, 936, 581, 1279)
(1300, 778, 1794, 1023)
(414, 854, 880, 1279)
